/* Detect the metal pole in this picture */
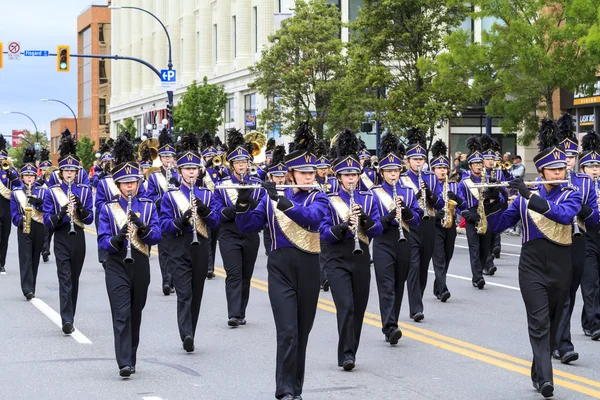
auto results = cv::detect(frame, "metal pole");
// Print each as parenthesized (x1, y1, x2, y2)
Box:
(6, 111, 39, 138)
(42, 99, 78, 137)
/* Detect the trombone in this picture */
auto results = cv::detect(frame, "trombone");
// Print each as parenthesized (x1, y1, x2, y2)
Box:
(471, 180, 569, 189)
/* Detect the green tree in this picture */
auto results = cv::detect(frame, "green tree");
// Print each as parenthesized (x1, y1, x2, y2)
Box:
(8, 131, 49, 169)
(117, 118, 138, 137)
(346, 0, 472, 148)
(249, 0, 359, 139)
(77, 135, 96, 171)
(174, 77, 228, 134)
(438, 0, 599, 145)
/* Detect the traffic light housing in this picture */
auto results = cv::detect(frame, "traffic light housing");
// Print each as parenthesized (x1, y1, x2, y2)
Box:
(166, 104, 174, 121)
(0, 43, 3, 69)
(56, 45, 70, 72)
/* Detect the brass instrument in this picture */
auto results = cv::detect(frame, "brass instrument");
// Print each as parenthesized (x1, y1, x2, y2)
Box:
(475, 168, 488, 235)
(23, 184, 33, 235)
(212, 155, 230, 169)
(248, 165, 258, 176)
(214, 184, 321, 190)
(372, 160, 380, 170)
(418, 167, 430, 220)
(471, 180, 569, 188)
(190, 179, 200, 246)
(124, 193, 134, 264)
(1, 159, 14, 170)
(567, 169, 582, 237)
(67, 178, 77, 236)
(138, 138, 162, 168)
(441, 175, 457, 229)
(244, 131, 267, 158)
(495, 160, 512, 170)
(392, 180, 407, 242)
(349, 184, 363, 255)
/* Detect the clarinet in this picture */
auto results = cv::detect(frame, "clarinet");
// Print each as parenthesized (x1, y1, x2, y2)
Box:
(67, 178, 77, 236)
(166, 162, 173, 189)
(567, 169, 582, 237)
(190, 178, 200, 246)
(349, 184, 364, 255)
(392, 180, 407, 242)
(418, 166, 430, 220)
(124, 193, 134, 264)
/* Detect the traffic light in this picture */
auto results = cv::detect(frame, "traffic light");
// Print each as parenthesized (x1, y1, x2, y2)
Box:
(0, 43, 3, 69)
(56, 45, 70, 72)
(166, 103, 174, 121)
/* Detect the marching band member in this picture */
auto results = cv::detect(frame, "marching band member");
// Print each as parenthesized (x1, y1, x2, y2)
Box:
(371, 132, 421, 344)
(38, 148, 54, 263)
(358, 140, 378, 190)
(457, 136, 493, 289)
(91, 139, 114, 189)
(234, 125, 328, 400)
(43, 129, 93, 335)
(47, 130, 90, 187)
(138, 145, 153, 198)
(146, 129, 180, 296)
(480, 136, 501, 276)
(485, 119, 580, 398)
(261, 145, 287, 256)
(97, 132, 161, 377)
(555, 127, 600, 365)
(315, 140, 335, 291)
(320, 128, 383, 371)
(430, 139, 463, 302)
(94, 139, 118, 264)
(11, 147, 45, 300)
(401, 127, 444, 321)
(213, 128, 265, 327)
(159, 133, 220, 352)
(0, 135, 22, 275)
(199, 131, 221, 279)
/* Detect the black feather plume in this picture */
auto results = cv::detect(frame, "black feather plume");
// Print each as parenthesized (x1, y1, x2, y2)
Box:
(329, 145, 337, 160)
(139, 144, 152, 162)
(397, 142, 406, 159)
(22, 147, 37, 165)
(538, 118, 560, 151)
(315, 140, 329, 158)
(214, 136, 223, 147)
(158, 128, 173, 148)
(99, 138, 113, 155)
(288, 142, 297, 154)
(336, 128, 359, 158)
(58, 128, 77, 158)
(200, 131, 214, 150)
(112, 132, 135, 165)
(358, 137, 367, 150)
(466, 136, 481, 154)
(226, 128, 245, 151)
(431, 139, 448, 159)
(293, 122, 316, 154)
(179, 132, 200, 153)
(40, 148, 50, 162)
(406, 127, 427, 147)
(480, 135, 494, 152)
(557, 113, 576, 143)
(582, 130, 600, 152)
(268, 145, 286, 169)
(0, 135, 6, 152)
(380, 132, 399, 156)
(266, 138, 276, 152)
(492, 139, 501, 153)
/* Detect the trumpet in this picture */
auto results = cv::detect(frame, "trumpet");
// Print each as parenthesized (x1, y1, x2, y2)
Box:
(249, 165, 258, 176)
(212, 155, 229, 169)
(567, 169, 582, 238)
(349, 184, 363, 255)
(494, 160, 512, 170)
(418, 167, 430, 220)
(124, 193, 134, 264)
(372, 160, 380, 170)
(1, 159, 13, 170)
(67, 178, 77, 236)
(392, 180, 407, 242)
(190, 179, 200, 246)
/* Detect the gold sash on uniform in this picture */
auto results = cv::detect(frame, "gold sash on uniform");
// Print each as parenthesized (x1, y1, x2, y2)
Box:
(272, 198, 320, 254)
(155, 172, 168, 192)
(360, 172, 375, 189)
(329, 195, 369, 245)
(0, 179, 11, 200)
(526, 196, 571, 246)
(203, 174, 215, 191)
(372, 187, 409, 232)
(50, 187, 84, 228)
(107, 202, 150, 256)
(463, 178, 482, 200)
(106, 177, 119, 199)
(171, 190, 209, 239)
(401, 175, 434, 217)
(14, 190, 44, 225)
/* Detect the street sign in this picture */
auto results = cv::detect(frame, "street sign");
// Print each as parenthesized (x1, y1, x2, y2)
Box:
(24, 50, 49, 57)
(160, 69, 176, 90)
(34, 142, 40, 151)
(7, 42, 20, 61)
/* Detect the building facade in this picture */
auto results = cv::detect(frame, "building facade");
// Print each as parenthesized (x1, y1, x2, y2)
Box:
(78, 2, 112, 150)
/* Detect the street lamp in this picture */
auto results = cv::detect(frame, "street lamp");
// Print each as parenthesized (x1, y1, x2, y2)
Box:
(109, 4, 175, 132)
(40, 98, 78, 138)
(3, 111, 40, 143)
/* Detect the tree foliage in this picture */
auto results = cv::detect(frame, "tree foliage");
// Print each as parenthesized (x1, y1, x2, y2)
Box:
(438, 0, 600, 145)
(8, 131, 49, 169)
(117, 118, 138, 137)
(77, 135, 96, 171)
(346, 0, 472, 148)
(174, 77, 228, 135)
(250, 0, 359, 139)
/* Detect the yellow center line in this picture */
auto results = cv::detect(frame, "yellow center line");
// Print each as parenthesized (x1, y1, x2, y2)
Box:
(83, 228, 600, 397)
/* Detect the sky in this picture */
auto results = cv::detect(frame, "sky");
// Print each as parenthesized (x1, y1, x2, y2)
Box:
(0, 0, 88, 143)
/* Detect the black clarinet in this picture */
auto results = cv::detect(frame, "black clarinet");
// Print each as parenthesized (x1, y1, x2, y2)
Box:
(349, 184, 363, 255)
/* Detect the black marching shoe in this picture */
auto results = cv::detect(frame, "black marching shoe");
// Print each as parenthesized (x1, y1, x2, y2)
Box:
(584, 329, 592, 337)
(552, 350, 561, 360)
(119, 366, 132, 378)
(560, 350, 578, 364)
(131, 366, 136, 374)
(440, 291, 451, 303)
(280, 395, 294, 400)
(42, 252, 49, 263)
(483, 266, 497, 276)
(62, 322, 74, 335)
(25, 292, 35, 300)
(493, 247, 501, 259)
(540, 382, 554, 398)
(162, 285, 171, 296)
(237, 318, 246, 326)
(386, 328, 402, 345)
(591, 330, 600, 341)
(342, 359, 355, 371)
(0, 266, 5, 274)
(228, 317, 240, 327)
(410, 312, 424, 322)
(293, 396, 302, 400)
(206, 271, 215, 279)
(473, 279, 485, 289)
(169, 286, 175, 294)
(322, 280, 330, 292)
(183, 336, 195, 353)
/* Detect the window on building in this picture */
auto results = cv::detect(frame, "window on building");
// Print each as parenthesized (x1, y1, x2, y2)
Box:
(244, 94, 257, 132)
(253, 7, 258, 53)
(99, 60, 108, 84)
(349, 0, 363, 22)
(225, 98, 235, 122)
(213, 24, 218, 63)
(481, 16, 504, 32)
(454, 4, 474, 41)
(99, 98, 107, 126)
(99, 24, 105, 43)
(233, 16, 237, 58)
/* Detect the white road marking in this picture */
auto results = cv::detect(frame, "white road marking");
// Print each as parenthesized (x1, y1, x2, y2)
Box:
(29, 298, 92, 344)
(428, 270, 521, 291)
(455, 244, 520, 257)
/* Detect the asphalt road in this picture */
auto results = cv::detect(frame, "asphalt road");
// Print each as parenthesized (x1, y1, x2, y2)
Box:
(1, 227, 599, 400)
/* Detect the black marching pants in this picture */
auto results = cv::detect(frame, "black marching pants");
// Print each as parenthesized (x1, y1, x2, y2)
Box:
(54, 224, 86, 325)
(373, 228, 410, 336)
(263, 227, 272, 257)
(580, 228, 600, 334)
(207, 225, 220, 274)
(42, 226, 53, 256)
(319, 239, 328, 287)
(465, 219, 492, 283)
(17, 221, 45, 296)
(519, 239, 570, 386)
(268, 248, 320, 399)
(0, 196, 12, 267)
(406, 227, 423, 315)
(485, 232, 500, 270)
(95, 210, 108, 263)
(219, 222, 259, 319)
(171, 232, 209, 341)
(158, 234, 173, 288)
(556, 233, 586, 355)
(323, 238, 371, 366)
(432, 224, 457, 297)
(104, 248, 150, 369)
